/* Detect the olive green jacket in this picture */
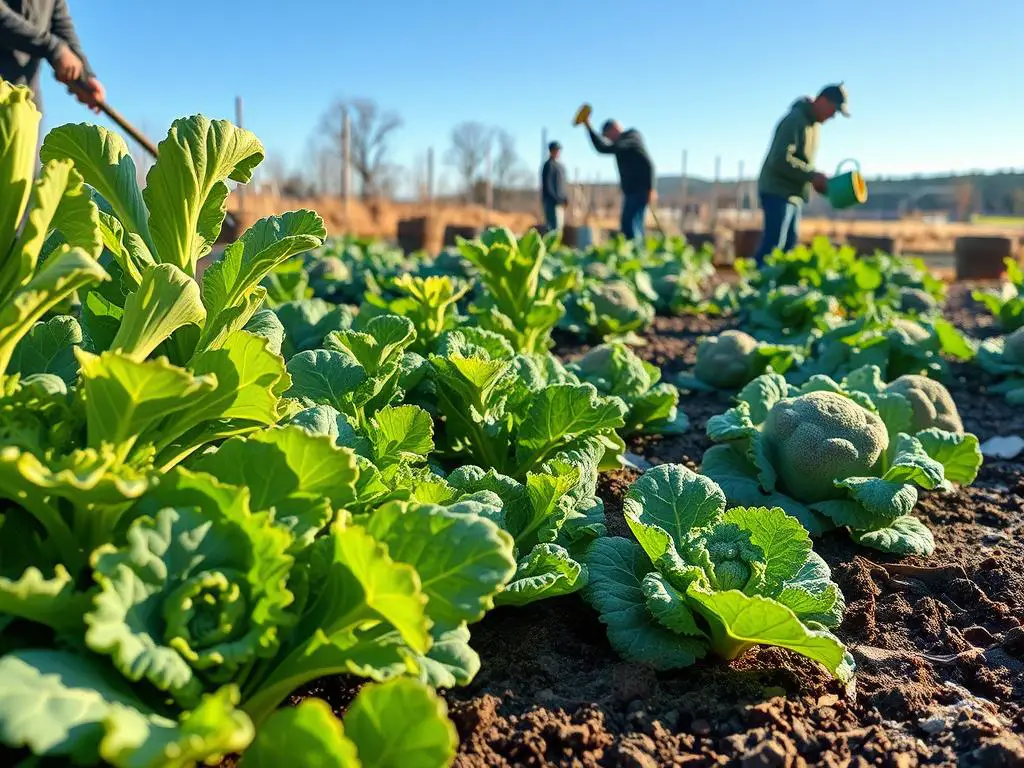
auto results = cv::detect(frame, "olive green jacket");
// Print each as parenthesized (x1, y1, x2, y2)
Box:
(757, 99, 820, 203)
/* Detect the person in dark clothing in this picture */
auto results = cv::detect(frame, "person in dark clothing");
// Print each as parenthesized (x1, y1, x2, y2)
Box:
(583, 116, 656, 240)
(541, 140, 568, 233)
(0, 0, 104, 114)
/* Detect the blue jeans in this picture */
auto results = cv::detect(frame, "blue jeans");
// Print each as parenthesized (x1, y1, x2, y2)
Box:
(621, 193, 647, 240)
(543, 201, 565, 233)
(754, 193, 802, 264)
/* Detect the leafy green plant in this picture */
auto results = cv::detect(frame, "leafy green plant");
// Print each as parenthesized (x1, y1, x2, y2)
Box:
(701, 368, 982, 555)
(273, 297, 354, 358)
(458, 227, 575, 354)
(793, 315, 975, 384)
(239, 679, 457, 768)
(972, 258, 1024, 331)
(584, 464, 853, 681)
(567, 342, 688, 434)
(0, 81, 107, 380)
(428, 329, 627, 477)
(562, 279, 654, 343)
(679, 330, 801, 391)
(284, 313, 423, 430)
(0, 432, 515, 764)
(976, 325, 1024, 402)
(362, 274, 469, 355)
(260, 255, 312, 306)
(740, 284, 841, 345)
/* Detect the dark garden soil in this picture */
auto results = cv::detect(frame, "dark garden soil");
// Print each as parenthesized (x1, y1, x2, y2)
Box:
(312, 286, 1024, 767)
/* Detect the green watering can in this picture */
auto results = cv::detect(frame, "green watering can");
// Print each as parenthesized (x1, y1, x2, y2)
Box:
(827, 159, 868, 209)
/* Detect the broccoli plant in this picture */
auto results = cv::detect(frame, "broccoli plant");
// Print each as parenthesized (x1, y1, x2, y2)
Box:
(678, 330, 802, 391)
(976, 326, 1024, 403)
(701, 367, 982, 555)
(584, 465, 853, 681)
(567, 342, 688, 435)
(972, 258, 1024, 331)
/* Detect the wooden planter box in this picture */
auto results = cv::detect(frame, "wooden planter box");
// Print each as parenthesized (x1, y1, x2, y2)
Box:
(954, 236, 1015, 281)
(733, 228, 763, 260)
(561, 225, 594, 248)
(397, 217, 429, 254)
(846, 235, 899, 256)
(683, 232, 715, 251)
(442, 224, 479, 247)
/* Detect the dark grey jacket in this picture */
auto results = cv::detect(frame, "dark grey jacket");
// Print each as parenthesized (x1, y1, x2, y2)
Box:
(587, 126, 655, 197)
(541, 158, 568, 206)
(0, 0, 94, 97)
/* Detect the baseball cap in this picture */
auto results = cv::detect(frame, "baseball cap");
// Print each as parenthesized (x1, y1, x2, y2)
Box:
(819, 83, 850, 116)
(548, 141, 562, 151)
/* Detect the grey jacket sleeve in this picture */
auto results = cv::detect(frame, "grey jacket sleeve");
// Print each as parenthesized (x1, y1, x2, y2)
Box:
(587, 126, 617, 155)
(0, 1, 64, 60)
(49, 0, 94, 76)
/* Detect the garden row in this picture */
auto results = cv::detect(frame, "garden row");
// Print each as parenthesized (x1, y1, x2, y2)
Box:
(1, 80, 1023, 766)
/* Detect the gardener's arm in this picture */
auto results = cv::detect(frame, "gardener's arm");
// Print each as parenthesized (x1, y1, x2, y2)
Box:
(49, 0, 94, 77)
(765, 117, 816, 184)
(0, 1, 61, 58)
(586, 125, 617, 155)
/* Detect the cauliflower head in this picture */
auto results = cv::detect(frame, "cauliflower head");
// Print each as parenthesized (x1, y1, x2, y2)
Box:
(586, 280, 653, 334)
(763, 391, 889, 504)
(889, 318, 931, 344)
(1004, 326, 1024, 366)
(887, 375, 964, 434)
(694, 330, 759, 388)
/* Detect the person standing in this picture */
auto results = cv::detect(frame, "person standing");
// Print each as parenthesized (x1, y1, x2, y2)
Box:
(583, 116, 656, 240)
(754, 83, 849, 264)
(0, 0, 105, 114)
(541, 140, 568, 233)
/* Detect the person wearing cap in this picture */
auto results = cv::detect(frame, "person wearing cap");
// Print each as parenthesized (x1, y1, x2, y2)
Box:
(541, 140, 568, 233)
(753, 83, 849, 264)
(582, 116, 656, 241)
(0, 0, 105, 115)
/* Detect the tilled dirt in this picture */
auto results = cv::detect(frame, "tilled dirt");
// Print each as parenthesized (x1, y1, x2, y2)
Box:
(275, 287, 1024, 767)
(445, 287, 1024, 767)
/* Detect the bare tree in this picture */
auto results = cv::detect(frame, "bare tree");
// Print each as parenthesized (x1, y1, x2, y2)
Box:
(446, 122, 492, 200)
(317, 97, 403, 199)
(491, 129, 528, 209)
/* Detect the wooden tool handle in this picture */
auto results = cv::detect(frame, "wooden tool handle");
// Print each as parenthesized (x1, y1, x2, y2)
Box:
(72, 79, 159, 159)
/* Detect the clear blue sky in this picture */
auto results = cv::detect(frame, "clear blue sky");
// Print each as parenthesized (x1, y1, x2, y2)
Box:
(39, 0, 1024, 190)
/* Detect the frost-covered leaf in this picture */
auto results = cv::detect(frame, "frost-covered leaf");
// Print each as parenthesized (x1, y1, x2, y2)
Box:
(850, 514, 935, 556)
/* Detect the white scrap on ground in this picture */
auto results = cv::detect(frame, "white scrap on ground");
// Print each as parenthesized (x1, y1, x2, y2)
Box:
(979, 435, 1024, 459)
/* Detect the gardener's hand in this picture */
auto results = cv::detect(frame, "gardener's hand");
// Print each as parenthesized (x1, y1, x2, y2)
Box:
(811, 173, 829, 195)
(71, 77, 105, 114)
(52, 44, 84, 84)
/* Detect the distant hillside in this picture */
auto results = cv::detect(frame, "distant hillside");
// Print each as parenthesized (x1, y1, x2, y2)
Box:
(651, 170, 1024, 219)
